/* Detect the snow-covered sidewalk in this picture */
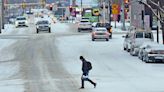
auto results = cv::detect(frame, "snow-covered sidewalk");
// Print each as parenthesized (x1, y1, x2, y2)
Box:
(0, 24, 25, 92)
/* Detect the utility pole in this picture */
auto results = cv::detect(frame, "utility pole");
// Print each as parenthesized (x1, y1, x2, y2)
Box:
(122, 0, 126, 30)
(157, 0, 159, 43)
(2, 0, 4, 29)
(108, 0, 111, 25)
(0, 0, 2, 33)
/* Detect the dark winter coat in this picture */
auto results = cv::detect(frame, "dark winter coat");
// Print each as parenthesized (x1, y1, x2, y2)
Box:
(82, 59, 89, 76)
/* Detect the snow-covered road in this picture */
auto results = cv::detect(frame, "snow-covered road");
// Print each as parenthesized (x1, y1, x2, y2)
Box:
(0, 14, 164, 92)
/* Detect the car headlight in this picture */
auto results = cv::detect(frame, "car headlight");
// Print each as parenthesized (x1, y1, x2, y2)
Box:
(25, 21, 28, 24)
(15, 22, 18, 25)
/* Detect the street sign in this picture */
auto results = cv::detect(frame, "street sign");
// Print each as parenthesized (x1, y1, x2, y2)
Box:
(22, 2, 26, 9)
(92, 8, 100, 16)
(112, 4, 119, 15)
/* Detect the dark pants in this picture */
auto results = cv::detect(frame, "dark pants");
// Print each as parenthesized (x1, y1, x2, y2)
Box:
(81, 75, 95, 88)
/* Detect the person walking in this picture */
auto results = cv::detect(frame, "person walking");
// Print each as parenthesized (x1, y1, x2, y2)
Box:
(79, 56, 96, 89)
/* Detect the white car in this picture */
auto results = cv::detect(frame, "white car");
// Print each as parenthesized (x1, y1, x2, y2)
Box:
(15, 16, 28, 27)
(91, 27, 110, 41)
(36, 20, 51, 33)
(78, 19, 92, 32)
(138, 42, 158, 60)
(142, 44, 164, 63)
(123, 29, 154, 56)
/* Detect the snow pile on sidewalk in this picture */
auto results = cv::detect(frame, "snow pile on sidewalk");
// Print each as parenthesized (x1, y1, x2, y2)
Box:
(0, 79, 24, 92)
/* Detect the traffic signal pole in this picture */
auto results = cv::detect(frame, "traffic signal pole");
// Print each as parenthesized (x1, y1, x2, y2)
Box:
(122, 0, 126, 30)
(0, 0, 2, 33)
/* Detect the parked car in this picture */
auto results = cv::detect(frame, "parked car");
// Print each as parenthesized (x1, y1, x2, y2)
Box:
(142, 44, 164, 63)
(9, 15, 16, 24)
(78, 19, 92, 32)
(91, 27, 110, 41)
(138, 42, 158, 60)
(123, 29, 154, 56)
(36, 20, 51, 33)
(92, 22, 112, 38)
(15, 16, 28, 27)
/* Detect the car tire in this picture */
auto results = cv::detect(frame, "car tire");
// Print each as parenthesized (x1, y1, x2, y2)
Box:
(130, 48, 135, 56)
(92, 38, 95, 41)
(106, 38, 109, 41)
(123, 47, 126, 51)
(36, 29, 39, 33)
(126, 46, 130, 52)
(49, 28, 51, 33)
(78, 28, 81, 32)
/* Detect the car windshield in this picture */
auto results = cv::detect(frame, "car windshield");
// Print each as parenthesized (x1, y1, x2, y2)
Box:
(145, 33, 152, 39)
(96, 23, 110, 27)
(17, 17, 26, 20)
(37, 21, 49, 24)
(82, 18, 89, 20)
(136, 32, 143, 38)
(96, 29, 106, 31)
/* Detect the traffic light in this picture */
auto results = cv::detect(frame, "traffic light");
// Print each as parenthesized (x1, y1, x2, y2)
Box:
(124, 0, 129, 12)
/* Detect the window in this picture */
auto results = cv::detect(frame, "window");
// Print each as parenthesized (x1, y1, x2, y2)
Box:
(37, 21, 49, 24)
(17, 17, 26, 20)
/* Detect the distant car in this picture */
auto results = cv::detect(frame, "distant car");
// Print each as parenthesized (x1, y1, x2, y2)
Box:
(142, 44, 164, 63)
(26, 10, 34, 15)
(78, 19, 92, 32)
(92, 22, 112, 38)
(36, 20, 51, 33)
(123, 27, 137, 52)
(9, 15, 16, 24)
(91, 27, 110, 41)
(123, 29, 154, 56)
(15, 16, 28, 27)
